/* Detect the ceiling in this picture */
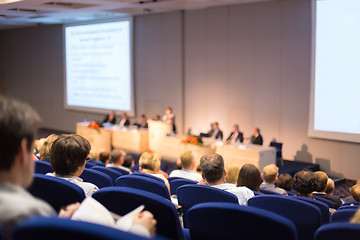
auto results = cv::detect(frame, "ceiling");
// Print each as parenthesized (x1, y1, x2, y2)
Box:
(0, 0, 277, 29)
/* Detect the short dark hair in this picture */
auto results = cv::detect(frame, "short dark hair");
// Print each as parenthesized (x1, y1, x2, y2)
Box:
(110, 149, 124, 164)
(200, 153, 224, 184)
(277, 173, 293, 191)
(0, 97, 40, 171)
(237, 164, 261, 192)
(123, 154, 134, 168)
(292, 170, 319, 196)
(99, 151, 110, 163)
(50, 134, 91, 175)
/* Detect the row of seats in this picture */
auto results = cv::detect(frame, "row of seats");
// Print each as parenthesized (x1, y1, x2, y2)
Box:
(8, 202, 360, 240)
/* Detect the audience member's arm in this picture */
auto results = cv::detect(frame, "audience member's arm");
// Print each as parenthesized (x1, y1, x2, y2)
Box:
(58, 202, 80, 218)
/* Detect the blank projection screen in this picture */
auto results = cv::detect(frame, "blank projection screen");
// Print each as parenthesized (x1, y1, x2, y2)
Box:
(309, 0, 360, 143)
(64, 18, 134, 115)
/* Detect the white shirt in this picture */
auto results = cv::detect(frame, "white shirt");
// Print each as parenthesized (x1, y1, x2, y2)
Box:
(46, 173, 99, 197)
(212, 183, 254, 205)
(0, 181, 55, 239)
(169, 169, 202, 182)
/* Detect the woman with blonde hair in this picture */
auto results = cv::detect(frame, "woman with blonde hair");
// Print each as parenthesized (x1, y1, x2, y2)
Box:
(226, 164, 240, 184)
(139, 151, 170, 193)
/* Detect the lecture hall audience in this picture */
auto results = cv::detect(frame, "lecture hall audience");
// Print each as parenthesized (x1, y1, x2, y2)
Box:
(277, 173, 293, 193)
(260, 164, 288, 196)
(225, 164, 240, 185)
(312, 171, 343, 209)
(291, 170, 319, 198)
(198, 153, 254, 205)
(236, 163, 261, 193)
(39, 134, 58, 162)
(139, 152, 171, 193)
(106, 149, 132, 174)
(169, 151, 202, 182)
(47, 134, 99, 197)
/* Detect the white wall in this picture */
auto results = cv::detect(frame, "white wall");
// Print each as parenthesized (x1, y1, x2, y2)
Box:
(1, 0, 360, 179)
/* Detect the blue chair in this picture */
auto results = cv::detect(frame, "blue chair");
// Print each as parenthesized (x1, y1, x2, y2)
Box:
(80, 168, 113, 188)
(93, 187, 183, 240)
(177, 184, 238, 227)
(295, 196, 330, 224)
(13, 217, 156, 240)
(132, 172, 165, 183)
(91, 166, 122, 183)
(287, 189, 297, 196)
(331, 208, 358, 222)
(28, 174, 85, 212)
(260, 188, 282, 195)
(170, 179, 197, 195)
(338, 205, 359, 210)
(188, 202, 297, 240)
(85, 161, 95, 168)
(313, 195, 335, 208)
(35, 161, 53, 174)
(168, 177, 184, 183)
(314, 222, 360, 240)
(115, 175, 170, 200)
(108, 166, 130, 175)
(248, 195, 322, 240)
(343, 200, 360, 206)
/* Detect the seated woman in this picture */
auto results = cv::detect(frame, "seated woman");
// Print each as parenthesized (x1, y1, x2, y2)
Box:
(139, 151, 170, 194)
(237, 163, 261, 193)
(291, 170, 319, 198)
(47, 134, 99, 197)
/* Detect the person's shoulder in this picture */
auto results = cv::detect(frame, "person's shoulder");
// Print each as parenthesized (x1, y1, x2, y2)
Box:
(169, 169, 181, 177)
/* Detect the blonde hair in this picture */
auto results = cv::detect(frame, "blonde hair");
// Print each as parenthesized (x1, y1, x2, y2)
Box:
(36, 138, 46, 152)
(139, 152, 161, 172)
(262, 164, 279, 183)
(180, 151, 194, 169)
(350, 184, 360, 202)
(325, 178, 335, 195)
(39, 134, 58, 160)
(226, 164, 240, 184)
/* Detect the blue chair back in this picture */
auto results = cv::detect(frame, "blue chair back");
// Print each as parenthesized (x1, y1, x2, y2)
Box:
(132, 172, 165, 183)
(168, 177, 184, 183)
(188, 202, 297, 240)
(338, 205, 359, 210)
(248, 195, 322, 240)
(85, 161, 95, 168)
(115, 175, 170, 200)
(315, 222, 360, 240)
(260, 188, 282, 195)
(13, 217, 154, 240)
(91, 166, 122, 183)
(35, 161, 53, 174)
(108, 166, 130, 175)
(0, 226, 4, 240)
(28, 174, 85, 212)
(331, 208, 358, 222)
(177, 184, 238, 227)
(343, 200, 360, 206)
(80, 168, 113, 188)
(170, 179, 197, 195)
(312, 196, 335, 208)
(93, 187, 183, 240)
(295, 196, 330, 224)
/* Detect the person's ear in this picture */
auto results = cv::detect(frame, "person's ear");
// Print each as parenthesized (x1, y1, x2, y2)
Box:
(18, 139, 29, 166)
(261, 173, 264, 179)
(139, 167, 143, 173)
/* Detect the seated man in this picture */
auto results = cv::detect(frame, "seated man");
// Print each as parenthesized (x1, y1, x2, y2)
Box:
(0, 97, 78, 239)
(123, 154, 135, 170)
(260, 164, 287, 195)
(139, 152, 170, 194)
(102, 111, 117, 125)
(250, 127, 263, 145)
(226, 124, 244, 144)
(208, 122, 223, 140)
(48, 134, 99, 197)
(106, 149, 132, 174)
(313, 171, 342, 209)
(199, 153, 254, 205)
(349, 184, 360, 202)
(325, 178, 335, 196)
(119, 113, 130, 127)
(0, 97, 156, 239)
(169, 151, 202, 182)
